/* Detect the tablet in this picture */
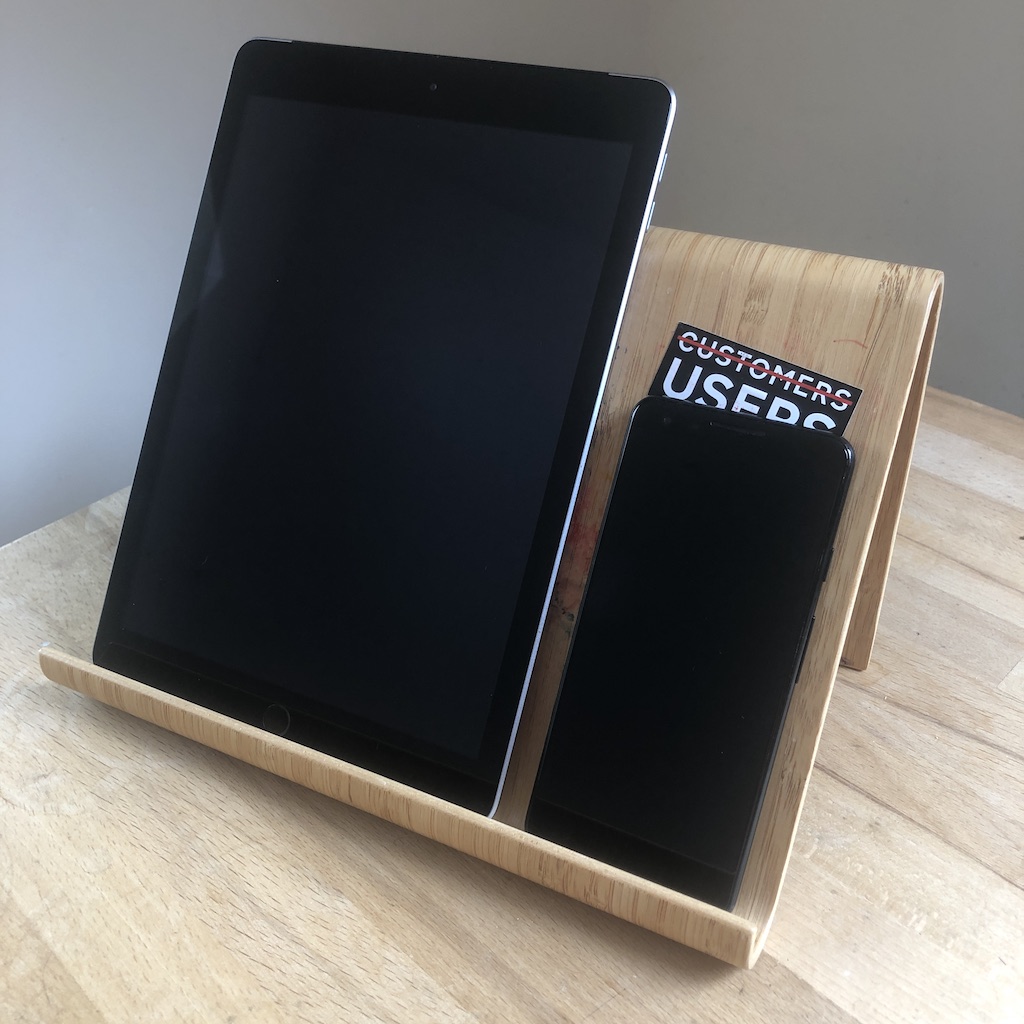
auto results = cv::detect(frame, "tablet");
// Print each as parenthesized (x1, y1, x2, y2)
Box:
(94, 39, 674, 814)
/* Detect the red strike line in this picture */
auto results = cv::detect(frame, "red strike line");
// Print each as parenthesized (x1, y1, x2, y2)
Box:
(681, 337, 854, 407)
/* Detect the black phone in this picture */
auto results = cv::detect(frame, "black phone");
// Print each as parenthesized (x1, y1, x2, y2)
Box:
(526, 395, 854, 909)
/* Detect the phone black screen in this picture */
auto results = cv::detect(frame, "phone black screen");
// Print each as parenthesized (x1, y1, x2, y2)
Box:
(527, 396, 854, 907)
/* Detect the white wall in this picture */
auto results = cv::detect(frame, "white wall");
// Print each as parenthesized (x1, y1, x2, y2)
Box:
(2, 0, 1022, 546)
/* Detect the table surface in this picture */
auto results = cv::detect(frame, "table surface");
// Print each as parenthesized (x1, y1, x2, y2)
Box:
(1, 388, 1022, 1023)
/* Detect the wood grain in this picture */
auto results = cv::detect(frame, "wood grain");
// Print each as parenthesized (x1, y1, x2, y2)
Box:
(37, 646, 759, 970)
(2, 388, 1022, 1020)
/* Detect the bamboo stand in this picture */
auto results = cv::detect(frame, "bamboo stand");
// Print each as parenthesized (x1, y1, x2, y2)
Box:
(40, 228, 943, 967)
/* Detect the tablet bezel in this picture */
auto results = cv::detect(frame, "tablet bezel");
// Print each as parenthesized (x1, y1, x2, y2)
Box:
(94, 39, 674, 814)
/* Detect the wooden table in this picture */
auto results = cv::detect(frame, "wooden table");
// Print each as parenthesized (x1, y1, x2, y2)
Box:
(1, 388, 1021, 1022)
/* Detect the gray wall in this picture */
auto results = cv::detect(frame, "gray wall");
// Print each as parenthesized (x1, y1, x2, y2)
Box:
(647, 0, 1023, 422)
(2, 0, 1021, 546)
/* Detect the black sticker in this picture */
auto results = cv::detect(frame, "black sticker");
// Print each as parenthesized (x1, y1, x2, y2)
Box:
(649, 323, 862, 434)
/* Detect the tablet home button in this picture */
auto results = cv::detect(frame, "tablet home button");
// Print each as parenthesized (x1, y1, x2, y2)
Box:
(262, 703, 291, 736)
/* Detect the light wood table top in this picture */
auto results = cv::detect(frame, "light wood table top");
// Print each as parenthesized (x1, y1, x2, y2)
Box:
(1, 388, 1021, 1022)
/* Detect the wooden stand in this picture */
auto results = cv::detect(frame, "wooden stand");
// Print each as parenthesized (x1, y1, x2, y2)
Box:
(40, 228, 943, 968)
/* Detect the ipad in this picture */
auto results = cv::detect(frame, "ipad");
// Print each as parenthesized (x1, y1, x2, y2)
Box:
(93, 39, 674, 814)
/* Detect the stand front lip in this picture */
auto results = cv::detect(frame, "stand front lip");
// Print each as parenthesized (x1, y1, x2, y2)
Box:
(38, 646, 762, 969)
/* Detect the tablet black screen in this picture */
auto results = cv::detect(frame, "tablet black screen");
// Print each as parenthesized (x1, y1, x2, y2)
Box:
(95, 41, 673, 811)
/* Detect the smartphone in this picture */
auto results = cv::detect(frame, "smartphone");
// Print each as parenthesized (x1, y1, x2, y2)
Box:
(526, 395, 854, 908)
